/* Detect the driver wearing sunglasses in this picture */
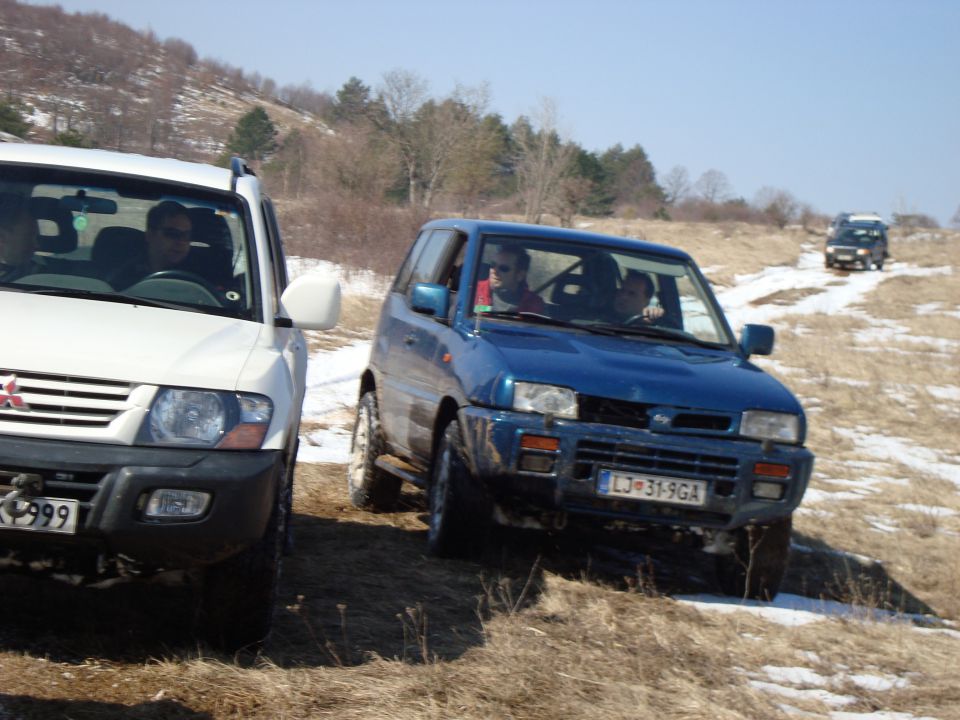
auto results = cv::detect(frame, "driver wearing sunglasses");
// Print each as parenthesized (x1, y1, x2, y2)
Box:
(474, 245, 545, 314)
(108, 200, 193, 289)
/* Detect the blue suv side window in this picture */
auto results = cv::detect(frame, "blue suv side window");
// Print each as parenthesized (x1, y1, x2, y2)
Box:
(407, 230, 456, 290)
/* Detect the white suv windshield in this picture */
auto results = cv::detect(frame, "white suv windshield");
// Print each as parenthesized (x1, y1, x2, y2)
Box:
(472, 235, 734, 347)
(0, 166, 255, 320)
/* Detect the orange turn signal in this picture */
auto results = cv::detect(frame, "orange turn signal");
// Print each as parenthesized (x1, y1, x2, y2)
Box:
(218, 424, 269, 449)
(520, 435, 560, 451)
(754, 462, 790, 478)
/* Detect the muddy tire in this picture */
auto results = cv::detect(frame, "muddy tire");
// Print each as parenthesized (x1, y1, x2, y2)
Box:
(281, 435, 298, 555)
(427, 420, 488, 558)
(200, 486, 284, 652)
(346, 392, 400, 511)
(714, 515, 792, 601)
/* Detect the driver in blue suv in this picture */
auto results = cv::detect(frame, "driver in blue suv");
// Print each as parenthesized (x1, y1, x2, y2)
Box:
(603, 269, 665, 324)
(109, 200, 193, 288)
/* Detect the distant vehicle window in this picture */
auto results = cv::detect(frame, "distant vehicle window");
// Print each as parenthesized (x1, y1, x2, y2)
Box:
(837, 227, 882, 243)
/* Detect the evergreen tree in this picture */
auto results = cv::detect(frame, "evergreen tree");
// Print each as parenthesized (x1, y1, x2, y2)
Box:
(0, 101, 31, 138)
(600, 143, 663, 209)
(332, 76, 372, 124)
(226, 106, 278, 163)
(53, 128, 91, 147)
(570, 147, 614, 216)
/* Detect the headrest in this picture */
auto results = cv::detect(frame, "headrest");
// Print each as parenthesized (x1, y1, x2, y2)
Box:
(92, 226, 145, 266)
(187, 207, 233, 251)
(28, 197, 78, 254)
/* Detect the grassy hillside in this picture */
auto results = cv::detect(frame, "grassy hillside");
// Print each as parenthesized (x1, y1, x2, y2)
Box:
(1, 219, 958, 719)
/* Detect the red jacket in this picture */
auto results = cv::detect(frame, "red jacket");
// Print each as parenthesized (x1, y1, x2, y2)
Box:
(475, 279, 545, 314)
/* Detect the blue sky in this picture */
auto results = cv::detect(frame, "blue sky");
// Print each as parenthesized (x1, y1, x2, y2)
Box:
(28, 0, 960, 225)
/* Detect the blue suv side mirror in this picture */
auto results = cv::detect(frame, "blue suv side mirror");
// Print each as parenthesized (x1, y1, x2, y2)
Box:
(740, 323, 775, 357)
(410, 282, 450, 319)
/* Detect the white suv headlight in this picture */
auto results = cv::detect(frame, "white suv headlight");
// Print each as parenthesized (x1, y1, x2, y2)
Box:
(138, 389, 273, 449)
(513, 382, 578, 419)
(741, 410, 800, 444)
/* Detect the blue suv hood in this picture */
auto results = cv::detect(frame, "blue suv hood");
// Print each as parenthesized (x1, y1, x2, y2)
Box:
(469, 324, 802, 415)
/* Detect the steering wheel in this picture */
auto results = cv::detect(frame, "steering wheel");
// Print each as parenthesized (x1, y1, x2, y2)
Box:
(137, 269, 221, 297)
(624, 313, 653, 326)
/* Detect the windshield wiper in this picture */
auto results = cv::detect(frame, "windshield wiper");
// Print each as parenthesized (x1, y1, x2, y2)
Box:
(19, 287, 203, 313)
(477, 310, 619, 336)
(593, 322, 728, 349)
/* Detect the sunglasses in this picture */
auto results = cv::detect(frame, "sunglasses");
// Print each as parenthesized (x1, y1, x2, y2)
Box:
(495, 264, 515, 273)
(160, 227, 190, 241)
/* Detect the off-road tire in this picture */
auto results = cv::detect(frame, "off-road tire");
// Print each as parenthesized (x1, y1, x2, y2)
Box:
(281, 436, 298, 555)
(427, 420, 489, 558)
(346, 392, 401, 511)
(714, 515, 792, 601)
(199, 485, 284, 652)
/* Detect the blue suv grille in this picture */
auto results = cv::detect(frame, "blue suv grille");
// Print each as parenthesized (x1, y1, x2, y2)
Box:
(578, 396, 735, 435)
(574, 440, 739, 481)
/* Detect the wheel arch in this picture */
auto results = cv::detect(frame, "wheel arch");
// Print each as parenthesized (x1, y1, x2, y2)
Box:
(430, 397, 461, 475)
(359, 369, 376, 399)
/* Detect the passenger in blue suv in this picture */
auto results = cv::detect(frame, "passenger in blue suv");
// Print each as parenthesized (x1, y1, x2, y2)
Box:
(474, 245, 545, 313)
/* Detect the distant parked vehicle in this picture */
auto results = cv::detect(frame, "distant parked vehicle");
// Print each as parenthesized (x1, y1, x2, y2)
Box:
(825, 220, 889, 270)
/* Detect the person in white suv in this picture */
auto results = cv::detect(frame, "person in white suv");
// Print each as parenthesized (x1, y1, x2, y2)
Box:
(0, 193, 38, 280)
(108, 200, 194, 288)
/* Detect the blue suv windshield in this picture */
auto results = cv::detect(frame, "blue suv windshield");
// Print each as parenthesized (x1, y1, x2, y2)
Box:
(471, 235, 734, 347)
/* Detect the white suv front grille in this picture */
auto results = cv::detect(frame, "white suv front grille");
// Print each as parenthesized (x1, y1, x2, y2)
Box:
(0, 370, 132, 428)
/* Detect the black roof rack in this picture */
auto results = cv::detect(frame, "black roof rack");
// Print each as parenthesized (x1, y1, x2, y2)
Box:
(229, 157, 255, 191)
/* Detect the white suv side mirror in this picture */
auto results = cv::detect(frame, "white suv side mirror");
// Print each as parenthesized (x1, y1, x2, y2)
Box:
(279, 273, 341, 330)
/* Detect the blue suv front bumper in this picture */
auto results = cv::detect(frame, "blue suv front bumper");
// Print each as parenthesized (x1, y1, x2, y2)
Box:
(458, 406, 813, 532)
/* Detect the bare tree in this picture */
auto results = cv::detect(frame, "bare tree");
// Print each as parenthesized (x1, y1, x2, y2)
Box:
(951, 204, 960, 229)
(512, 98, 575, 224)
(417, 83, 491, 210)
(377, 69, 429, 206)
(694, 169, 733, 204)
(754, 186, 799, 229)
(444, 112, 509, 215)
(661, 165, 690, 205)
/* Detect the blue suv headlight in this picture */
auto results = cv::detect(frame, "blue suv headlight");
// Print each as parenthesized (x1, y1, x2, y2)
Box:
(741, 410, 800, 444)
(513, 382, 578, 419)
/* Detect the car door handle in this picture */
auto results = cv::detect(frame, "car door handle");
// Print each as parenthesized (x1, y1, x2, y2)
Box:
(404, 333, 417, 345)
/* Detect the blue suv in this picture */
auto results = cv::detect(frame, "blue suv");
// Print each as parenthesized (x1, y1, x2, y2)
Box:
(348, 219, 814, 599)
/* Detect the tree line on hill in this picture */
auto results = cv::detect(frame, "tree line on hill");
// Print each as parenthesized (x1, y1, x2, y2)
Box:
(0, 0, 953, 270)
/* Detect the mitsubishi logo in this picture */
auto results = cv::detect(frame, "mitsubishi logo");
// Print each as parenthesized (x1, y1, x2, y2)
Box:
(0, 375, 29, 410)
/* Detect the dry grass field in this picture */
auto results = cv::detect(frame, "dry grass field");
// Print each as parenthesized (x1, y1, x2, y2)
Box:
(1, 219, 958, 719)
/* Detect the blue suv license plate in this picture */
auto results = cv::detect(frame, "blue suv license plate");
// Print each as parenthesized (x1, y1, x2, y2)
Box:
(597, 469, 706, 507)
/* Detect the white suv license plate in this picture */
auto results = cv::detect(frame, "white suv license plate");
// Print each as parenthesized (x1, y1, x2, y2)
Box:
(597, 469, 707, 507)
(0, 497, 79, 534)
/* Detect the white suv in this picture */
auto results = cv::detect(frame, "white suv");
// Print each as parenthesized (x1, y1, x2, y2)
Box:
(0, 144, 339, 650)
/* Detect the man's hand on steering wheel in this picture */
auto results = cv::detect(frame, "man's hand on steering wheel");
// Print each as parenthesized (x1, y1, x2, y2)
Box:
(624, 306, 665, 325)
